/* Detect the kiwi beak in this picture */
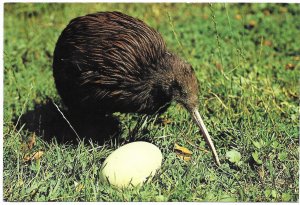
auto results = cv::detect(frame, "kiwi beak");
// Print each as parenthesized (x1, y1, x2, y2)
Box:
(191, 109, 221, 166)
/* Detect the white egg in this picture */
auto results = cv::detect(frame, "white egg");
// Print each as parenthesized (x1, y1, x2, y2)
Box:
(100, 141, 163, 188)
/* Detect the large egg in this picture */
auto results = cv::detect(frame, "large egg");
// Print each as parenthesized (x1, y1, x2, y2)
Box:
(100, 141, 163, 188)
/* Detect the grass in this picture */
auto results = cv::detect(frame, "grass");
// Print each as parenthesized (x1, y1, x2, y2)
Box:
(3, 3, 299, 202)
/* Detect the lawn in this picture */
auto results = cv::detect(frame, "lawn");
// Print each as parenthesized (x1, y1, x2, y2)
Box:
(3, 3, 299, 202)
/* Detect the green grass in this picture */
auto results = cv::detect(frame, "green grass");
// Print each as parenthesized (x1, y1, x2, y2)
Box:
(3, 3, 299, 202)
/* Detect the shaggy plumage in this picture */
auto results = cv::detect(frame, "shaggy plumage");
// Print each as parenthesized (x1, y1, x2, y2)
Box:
(54, 12, 176, 114)
(53, 11, 220, 165)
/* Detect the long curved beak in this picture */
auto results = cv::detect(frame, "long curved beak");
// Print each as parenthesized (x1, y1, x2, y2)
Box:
(191, 109, 220, 166)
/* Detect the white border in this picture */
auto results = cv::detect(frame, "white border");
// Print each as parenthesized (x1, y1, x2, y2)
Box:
(0, 0, 3, 203)
(2, 0, 300, 3)
(1, 0, 299, 204)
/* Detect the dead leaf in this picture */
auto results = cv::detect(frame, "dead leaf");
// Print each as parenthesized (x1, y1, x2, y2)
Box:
(21, 133, 36, 153)
(160, 118, 172, 125)
(27, 133, 36, 150)
(235, 14, 242, 20)
(285, 63, 295, 70)
(249, 20, 257, 27)
(23, 151, 44, 162)
(174, 143, 192, 161)
(176, 154, 192, 161)
(263, 40, 272, 47)
(31, 151, 44, 161)
(23, 155, 31, 162)
(174, 143, 193, 155)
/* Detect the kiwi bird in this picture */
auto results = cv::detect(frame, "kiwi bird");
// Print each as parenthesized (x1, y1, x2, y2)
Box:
(53, 11, 220, 165)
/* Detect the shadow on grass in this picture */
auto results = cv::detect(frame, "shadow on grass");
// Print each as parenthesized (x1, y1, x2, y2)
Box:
(13, 99, 122, 145)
